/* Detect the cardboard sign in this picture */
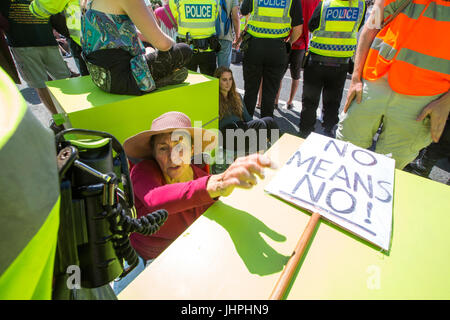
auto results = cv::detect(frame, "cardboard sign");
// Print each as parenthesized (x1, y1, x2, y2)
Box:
(265, 133, 395, 251)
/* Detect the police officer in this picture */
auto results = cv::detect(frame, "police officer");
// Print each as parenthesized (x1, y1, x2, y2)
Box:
(240, 0, 304, 119)
(170, 0, 220, 76)
(30, 0, 89, 75)
(0, 66, 60, 299)
(298, 0, 366, 138)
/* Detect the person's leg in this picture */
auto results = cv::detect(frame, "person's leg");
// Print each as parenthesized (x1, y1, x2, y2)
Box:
(256, 80, 263, 109)
(404, 118, 450, 177)
(299, 62, 324, 137)
(260, 116, 280, 146)
(336, 77, 391, 149)
(260, 116, 280, 131)
(244, 119, 267, 153)
(243, 39, 264, 117)
(43, 45, 72, 81)
(217, 39, 232, 68)
(286, 49, 304, 108)
(424, 117, 450, 161)
(11, 46, 68, 115)
(68, 38, 89, 76)
(321, 64, 348, 136)
(260, 40, 288, 118)
(36, 87, 59, 115)
(274, 79, 282, 107)
(198, 51, 217, 76)
(185, 52, 200, 73)
(375, 89, 442, 169)
(146, 43, 192, 80)
(276, 51, 293, 107)
(40, 46, 69, 114)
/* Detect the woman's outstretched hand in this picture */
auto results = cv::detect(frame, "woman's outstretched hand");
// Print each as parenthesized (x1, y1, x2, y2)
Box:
(207, 153, 277, 198)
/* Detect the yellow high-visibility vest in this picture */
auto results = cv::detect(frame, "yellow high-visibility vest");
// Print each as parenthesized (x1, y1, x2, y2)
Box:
(309, 0, 365, 58)
(240, 16, 246, 30)
(29, 0, 82, 46)
(170, 0, 219, 39)
(0, 67, 60, 300)
(247, 0, 292, 38)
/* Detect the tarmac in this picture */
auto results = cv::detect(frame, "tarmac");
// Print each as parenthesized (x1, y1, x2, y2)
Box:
(20, 55, 450, 186)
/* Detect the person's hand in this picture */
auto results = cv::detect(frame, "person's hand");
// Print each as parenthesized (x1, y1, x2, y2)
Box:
(343, 79, 363, 113)
(232, 36, 239, 50)
(416, 93, 450, 143)
(207, 153, 277, 198)
(233, 33, 243, 50)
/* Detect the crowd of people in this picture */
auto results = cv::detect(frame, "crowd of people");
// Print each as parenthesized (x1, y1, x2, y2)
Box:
(0, 0, 448, 295)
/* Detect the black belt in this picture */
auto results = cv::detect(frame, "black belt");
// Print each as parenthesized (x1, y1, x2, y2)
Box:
(176, 36, 215, 52)
(310, 53, 350, 65)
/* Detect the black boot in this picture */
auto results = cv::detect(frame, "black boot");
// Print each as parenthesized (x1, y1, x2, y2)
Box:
(155, 67, 188, 88)
(403, 148, 437, 178)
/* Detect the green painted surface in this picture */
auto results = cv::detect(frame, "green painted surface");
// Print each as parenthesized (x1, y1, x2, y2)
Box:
(286, 170, 450, 299)
(46, 72, 219, 144)
(204, 201, 290, 276)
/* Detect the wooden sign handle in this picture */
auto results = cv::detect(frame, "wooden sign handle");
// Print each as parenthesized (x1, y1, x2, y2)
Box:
(269, 212, 321, 300)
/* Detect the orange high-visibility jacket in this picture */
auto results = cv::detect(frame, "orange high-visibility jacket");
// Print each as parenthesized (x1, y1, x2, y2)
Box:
(363, 0, 450, 96)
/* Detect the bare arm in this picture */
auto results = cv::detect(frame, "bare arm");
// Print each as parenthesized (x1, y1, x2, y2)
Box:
(206, 154, 277, 198)
(288, 24, 302, 45)
(344, 0, 384, 112)
(231, 6, 240, 45)
(119, 0, 174, 51)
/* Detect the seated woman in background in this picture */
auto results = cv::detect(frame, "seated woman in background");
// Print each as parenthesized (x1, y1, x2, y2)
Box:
(114, 111, 276, 294)
(214, 66, 279, 158)
(81, 0, 192, 95)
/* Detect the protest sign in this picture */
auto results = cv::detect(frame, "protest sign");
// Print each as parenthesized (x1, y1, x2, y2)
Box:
(265, 133, 395, 251)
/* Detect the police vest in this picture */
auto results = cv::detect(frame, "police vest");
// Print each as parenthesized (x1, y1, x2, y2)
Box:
(171, 0, 218, 39)
(247, 0, 292, 38)
(0, 67, 60, 299)
(363, 0, 450, 96)
(309, 0, 365, 58)
(29, 0, 82, 46)
(240, 16, 247, 31)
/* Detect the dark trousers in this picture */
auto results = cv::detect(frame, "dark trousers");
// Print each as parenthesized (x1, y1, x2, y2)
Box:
(243, 37, 289, 118)
(85, 43, 192, 95)
(185, 51, 217, 76)
(220, 117, 279, 153)
(299, 60, 348, 133)
(68, 38, 89, 76)
(404, 117, 450, 178)
(425, 117, 450, 159)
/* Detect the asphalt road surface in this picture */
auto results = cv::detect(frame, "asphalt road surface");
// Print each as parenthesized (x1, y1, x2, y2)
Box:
(19, 55, 449, 186)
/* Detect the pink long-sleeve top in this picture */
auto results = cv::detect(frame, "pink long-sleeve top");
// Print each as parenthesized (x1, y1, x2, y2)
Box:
(129, 159, 216, 260)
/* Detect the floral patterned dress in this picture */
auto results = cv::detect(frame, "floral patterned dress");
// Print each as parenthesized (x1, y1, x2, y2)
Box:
(81, 0, 156, 92)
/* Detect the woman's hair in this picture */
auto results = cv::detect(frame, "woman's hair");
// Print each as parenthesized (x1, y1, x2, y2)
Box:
(213, 66, 243, 120)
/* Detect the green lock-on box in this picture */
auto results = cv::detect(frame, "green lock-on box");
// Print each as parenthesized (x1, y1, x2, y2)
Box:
(46, 72, 219, 146)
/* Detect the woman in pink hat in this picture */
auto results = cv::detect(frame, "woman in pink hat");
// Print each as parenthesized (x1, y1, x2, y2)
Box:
(114, 111, 276, 294)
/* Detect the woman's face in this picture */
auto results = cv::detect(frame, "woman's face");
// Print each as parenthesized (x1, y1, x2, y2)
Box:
(219, 71, 233, 94)
(152, 133, 193, 181)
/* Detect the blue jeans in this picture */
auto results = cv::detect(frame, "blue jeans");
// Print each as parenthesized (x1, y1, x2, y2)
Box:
(217, 39, 232, 68)
(113, 256, 153, 295)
